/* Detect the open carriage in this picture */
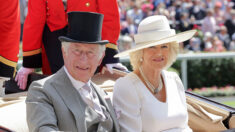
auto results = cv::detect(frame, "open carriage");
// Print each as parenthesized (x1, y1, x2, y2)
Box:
(0, 68, 234, 132)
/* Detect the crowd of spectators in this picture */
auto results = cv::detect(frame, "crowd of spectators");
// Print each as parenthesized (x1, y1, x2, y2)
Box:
(117, 0, 235, 53)
(19, 0, 235, 53)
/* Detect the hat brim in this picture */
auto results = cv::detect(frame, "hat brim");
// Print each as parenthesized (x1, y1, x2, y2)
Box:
(115, 30, 197, 58)
(58, 36, 109, 45)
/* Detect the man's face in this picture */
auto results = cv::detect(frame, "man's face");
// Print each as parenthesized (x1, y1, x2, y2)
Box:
(62, 43, 104, 82)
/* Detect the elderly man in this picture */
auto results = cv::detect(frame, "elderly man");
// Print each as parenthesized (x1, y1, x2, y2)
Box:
(26, 12, 120, 132)
(14, 0, 128, 92)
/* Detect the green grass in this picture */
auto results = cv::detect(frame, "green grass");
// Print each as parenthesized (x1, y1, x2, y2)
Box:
(222, 101, 235, 108)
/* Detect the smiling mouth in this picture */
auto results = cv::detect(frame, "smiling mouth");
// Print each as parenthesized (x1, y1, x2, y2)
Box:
(153, 57, 164, 62)
(76, 66, 89, 70)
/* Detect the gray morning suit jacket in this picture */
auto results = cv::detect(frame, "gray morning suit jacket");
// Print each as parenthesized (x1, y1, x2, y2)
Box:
(26, 68, 120, 132)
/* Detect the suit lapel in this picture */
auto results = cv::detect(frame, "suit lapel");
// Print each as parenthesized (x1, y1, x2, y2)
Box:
(91, 82, 120, 132)
(52, 68, 86, 132)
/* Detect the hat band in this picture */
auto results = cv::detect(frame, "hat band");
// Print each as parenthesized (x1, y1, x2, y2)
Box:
(67, 33, 101, 42)
(134, 29, 176, 44)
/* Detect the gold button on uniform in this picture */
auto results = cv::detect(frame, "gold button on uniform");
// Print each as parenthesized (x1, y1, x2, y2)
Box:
(86, 2, 90, 7)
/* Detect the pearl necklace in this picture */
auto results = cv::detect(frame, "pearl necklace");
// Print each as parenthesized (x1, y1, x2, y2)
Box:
(139, 67, 163, 94)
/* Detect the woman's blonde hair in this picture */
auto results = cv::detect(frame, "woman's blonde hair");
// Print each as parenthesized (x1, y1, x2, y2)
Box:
(129, 41, 179, 71)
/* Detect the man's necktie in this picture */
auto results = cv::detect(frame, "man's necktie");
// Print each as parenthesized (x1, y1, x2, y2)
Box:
(82, 83, 106, 120)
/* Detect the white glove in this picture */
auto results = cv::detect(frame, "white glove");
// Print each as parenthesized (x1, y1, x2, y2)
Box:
(105, 63, 128, 74)
(15, 67, 35, 90)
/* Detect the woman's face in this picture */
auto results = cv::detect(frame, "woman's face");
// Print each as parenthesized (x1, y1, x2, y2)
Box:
(142, 43, 169, 71)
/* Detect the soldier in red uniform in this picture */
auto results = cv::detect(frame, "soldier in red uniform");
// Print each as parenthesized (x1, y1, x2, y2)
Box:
(14, 0, 127, 91)
(0, 0, 20, 78)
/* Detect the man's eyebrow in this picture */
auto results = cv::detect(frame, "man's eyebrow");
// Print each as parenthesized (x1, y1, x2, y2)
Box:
(88, 46, 99, 51)
(72, 45, 97, 51)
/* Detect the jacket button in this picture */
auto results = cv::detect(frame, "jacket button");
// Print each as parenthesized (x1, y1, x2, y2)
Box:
(46, 13, 50, 16)
(46, 1, 48, 3)
(46, 7, 49, 10)
(85, 2, 90, 7)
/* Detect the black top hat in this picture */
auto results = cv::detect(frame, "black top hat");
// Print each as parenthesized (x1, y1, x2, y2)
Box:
(59, 11, 109, 45)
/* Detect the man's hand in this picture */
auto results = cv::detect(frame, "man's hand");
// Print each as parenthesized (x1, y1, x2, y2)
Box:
(15, 67, 35, 90)
(105, 63, 128, 74)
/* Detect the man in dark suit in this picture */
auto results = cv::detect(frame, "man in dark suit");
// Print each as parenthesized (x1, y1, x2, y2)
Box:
(26, 11, 120, 132)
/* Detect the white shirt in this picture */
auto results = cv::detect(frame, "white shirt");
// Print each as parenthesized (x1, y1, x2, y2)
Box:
(113, 70, 192, 132)
(64, 66, 106, 120)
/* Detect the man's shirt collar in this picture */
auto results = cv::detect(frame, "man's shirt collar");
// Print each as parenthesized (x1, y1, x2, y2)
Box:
(64, 66, 91, 90)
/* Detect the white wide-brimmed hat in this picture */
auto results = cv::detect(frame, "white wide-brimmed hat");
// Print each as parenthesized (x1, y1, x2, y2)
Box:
(115, 15, 196, 57)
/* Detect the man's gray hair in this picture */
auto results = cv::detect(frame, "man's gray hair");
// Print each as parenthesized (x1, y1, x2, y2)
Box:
(61, 42, 106, 59)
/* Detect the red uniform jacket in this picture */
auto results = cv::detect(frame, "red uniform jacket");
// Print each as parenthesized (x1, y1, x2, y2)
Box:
(23, 0, 120, 73)
(0, 0, 20, 77)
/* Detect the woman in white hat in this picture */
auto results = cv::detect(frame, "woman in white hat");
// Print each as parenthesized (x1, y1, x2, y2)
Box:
(113, 15, 196, 132)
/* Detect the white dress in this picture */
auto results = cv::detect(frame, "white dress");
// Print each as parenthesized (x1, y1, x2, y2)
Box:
(113, 70, 192, 132)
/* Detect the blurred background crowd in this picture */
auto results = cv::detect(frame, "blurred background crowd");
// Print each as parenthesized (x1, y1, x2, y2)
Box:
(117, 0, 235, 53)
(19, 0, 235, 53)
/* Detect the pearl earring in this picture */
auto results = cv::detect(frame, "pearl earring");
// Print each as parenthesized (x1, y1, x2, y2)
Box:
(140, 58, 143, 62)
